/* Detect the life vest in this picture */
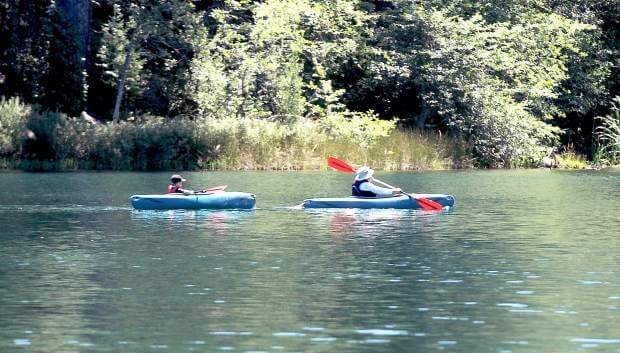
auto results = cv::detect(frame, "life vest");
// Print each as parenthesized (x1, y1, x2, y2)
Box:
(167, 184, 181, 193)
(352, 180, 377, 197)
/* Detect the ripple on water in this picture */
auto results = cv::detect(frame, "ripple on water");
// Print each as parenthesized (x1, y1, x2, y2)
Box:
(302, 327, 324, 332)
(438, 340, 458, 346)
(272, 332, 306, 337)
(504, 340, 529, 345)
(497, 303, 528, 308)
(509, 309, 543, 313)
(210, 332, 237, 336)
(570, 338, 620, 344)
(578, 280, 608, 285)
(516, 290, 534, 295)
(439, 279, 463, 283)
(432, 316, 469, 321)
(209, 331, 254, 336)
(356, 329, 409, 336)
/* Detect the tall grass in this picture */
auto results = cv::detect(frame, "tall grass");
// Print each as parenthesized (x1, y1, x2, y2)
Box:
(0, 98, 472, 171)
(194, 116, 472, 170)
(595, 96, 620, 166)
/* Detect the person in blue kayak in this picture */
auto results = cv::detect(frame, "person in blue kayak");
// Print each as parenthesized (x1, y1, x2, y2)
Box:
(352, 166, 402, 197)
(167, 174, 194, 194)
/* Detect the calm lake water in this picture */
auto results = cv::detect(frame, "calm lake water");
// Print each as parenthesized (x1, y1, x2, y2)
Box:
(1, 169, 619, 353)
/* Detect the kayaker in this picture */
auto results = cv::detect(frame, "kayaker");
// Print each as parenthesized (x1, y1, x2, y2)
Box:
(168, 174, 194, 194)
(352, 166, 402, 197)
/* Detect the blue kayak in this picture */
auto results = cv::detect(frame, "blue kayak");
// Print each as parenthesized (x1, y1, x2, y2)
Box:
(302, 194, 454, 209)
(130, 192, 256, 210)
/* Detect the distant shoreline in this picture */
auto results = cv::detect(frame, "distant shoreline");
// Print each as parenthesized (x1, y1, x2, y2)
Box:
(1, 159, 609, 172)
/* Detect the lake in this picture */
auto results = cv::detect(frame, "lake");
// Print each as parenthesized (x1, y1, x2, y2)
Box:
(1, 169, 619, 353)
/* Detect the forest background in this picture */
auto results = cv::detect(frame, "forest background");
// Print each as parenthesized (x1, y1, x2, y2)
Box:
(0, 0, 619, 171)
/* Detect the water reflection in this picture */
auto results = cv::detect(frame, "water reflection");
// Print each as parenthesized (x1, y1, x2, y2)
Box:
(319, 209, 452, 239)
(131, 209, 255, 236)
(130, 209, 255, 222)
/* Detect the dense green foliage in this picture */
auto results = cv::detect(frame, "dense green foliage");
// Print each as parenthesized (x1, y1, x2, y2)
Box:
(0, 0, 618, 168)
(0, 97, 469, 170)
(0, 97, 29, 157)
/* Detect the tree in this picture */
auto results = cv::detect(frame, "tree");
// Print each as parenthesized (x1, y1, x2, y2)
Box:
(43, 2, 89, 115)
(190, 0, 369, 120)
(0, 1, 48, 102)
(340, 1, 608, 166)
(96, 0, 199, 122)
(0, 1, 91, 115)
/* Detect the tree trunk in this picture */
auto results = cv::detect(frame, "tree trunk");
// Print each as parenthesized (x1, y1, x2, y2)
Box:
(56, 0, 91, 62)
(112, 42, 134, 123)
(416, 106, 432, 130)
(53, 0, 91, 113)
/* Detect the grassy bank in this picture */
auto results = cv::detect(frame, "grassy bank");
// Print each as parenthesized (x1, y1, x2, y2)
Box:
(0, 97, 473, 171)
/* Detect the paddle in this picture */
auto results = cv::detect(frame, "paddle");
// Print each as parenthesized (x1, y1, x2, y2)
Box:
(327, 156, 443, 211)
(201, 185, 228, 193)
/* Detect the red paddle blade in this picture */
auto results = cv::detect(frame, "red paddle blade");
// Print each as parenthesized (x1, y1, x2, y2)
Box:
(205, 185, 228, 192)
(416, 197, 443, 211)
(328, 156, 355, 174)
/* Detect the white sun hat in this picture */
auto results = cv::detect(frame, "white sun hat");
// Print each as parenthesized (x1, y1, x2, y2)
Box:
(355, 166, 374, 181)
(170, 174, 186, 182)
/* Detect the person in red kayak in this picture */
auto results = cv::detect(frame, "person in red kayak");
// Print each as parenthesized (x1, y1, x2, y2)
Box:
(352, 166, 401, 197)
(167, 174, 195, 194)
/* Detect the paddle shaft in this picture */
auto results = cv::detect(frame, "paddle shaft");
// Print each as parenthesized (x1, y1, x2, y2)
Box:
(369, 178, 442, 210)
(370, 178, 397, 190)
(203, 185, 227, 192)
(372, 177, 419, 198)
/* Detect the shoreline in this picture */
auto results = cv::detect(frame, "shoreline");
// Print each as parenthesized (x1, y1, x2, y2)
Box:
(0, 158, 612, 172)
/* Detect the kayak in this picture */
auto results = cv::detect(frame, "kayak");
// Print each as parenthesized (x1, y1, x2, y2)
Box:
(130, 192, 256, 210)
(302, 194, 454, 209)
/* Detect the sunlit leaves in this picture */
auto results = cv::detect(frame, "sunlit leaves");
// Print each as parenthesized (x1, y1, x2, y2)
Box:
(190, 0, 369, 120)
(362, 3, 600, 166)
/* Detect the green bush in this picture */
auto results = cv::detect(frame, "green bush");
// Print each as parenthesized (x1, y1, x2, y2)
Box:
(77, 118, 206, 170)
(0, 97, 30, 156)
(20, 108, 69, 161)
